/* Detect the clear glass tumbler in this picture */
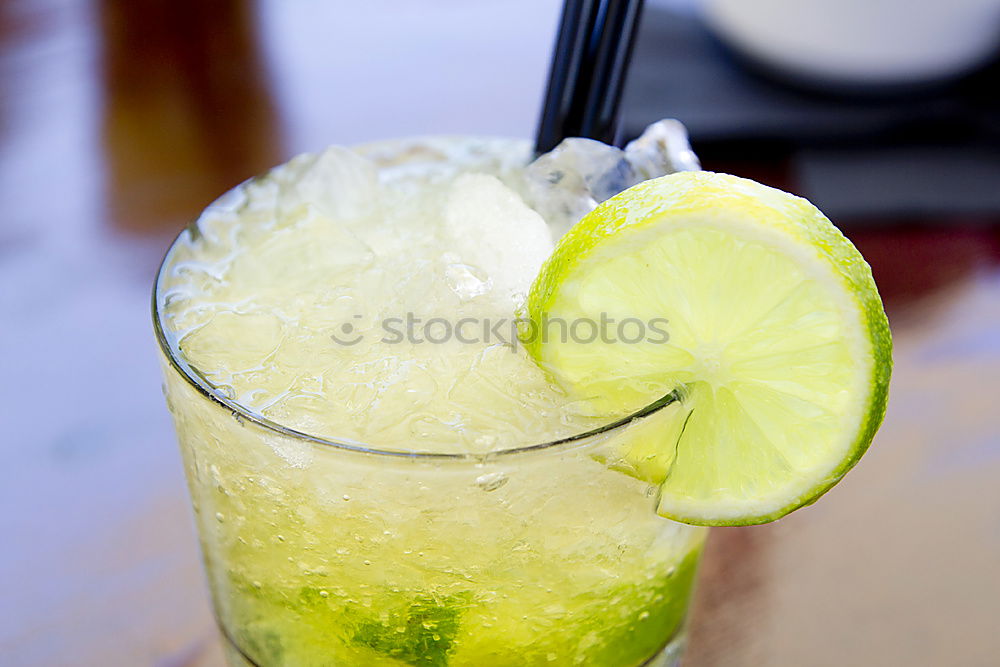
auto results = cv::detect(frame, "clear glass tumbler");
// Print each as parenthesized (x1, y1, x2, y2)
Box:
(153, 139, 706, 667)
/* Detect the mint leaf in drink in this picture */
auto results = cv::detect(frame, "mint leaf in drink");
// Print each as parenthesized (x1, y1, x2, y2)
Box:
(352, 594, 468, 667)
(237, 628, 284, 666)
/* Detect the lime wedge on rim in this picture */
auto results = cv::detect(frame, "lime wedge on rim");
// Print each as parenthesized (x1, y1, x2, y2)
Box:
(525, 171, 892, 526)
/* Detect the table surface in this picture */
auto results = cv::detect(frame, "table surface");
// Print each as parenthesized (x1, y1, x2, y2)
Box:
(2, 2, 998, 666)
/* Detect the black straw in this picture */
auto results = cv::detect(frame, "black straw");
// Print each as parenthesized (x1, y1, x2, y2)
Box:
(534, 0, 646, 155)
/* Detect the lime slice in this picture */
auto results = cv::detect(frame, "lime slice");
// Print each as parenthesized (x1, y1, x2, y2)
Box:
(525, 171, 891, 526)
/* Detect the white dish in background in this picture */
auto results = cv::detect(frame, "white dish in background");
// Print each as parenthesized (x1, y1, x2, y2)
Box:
(702, 0, 1000, 89)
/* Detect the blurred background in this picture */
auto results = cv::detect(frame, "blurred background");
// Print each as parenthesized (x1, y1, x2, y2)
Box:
(1, 0, 998, 665)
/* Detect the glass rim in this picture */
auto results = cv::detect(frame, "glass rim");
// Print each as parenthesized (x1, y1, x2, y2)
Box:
(151, 143, 680, 462)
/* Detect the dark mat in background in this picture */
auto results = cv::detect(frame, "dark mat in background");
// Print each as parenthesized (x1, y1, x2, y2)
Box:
(621, 3, 1000, 221)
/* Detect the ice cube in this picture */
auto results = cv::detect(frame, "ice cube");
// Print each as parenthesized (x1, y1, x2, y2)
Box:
(276, 146, 379, 224)
(179, 311, 285, 376)
(362, 359, 439, 436)
(624, 119, 701, 180)
(443, 260, 493, 302)
(443, 174, 553, 301)
(521, 118, 700, 238)
(224, 204, 374, 294)
(522, 138, 635, 238)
